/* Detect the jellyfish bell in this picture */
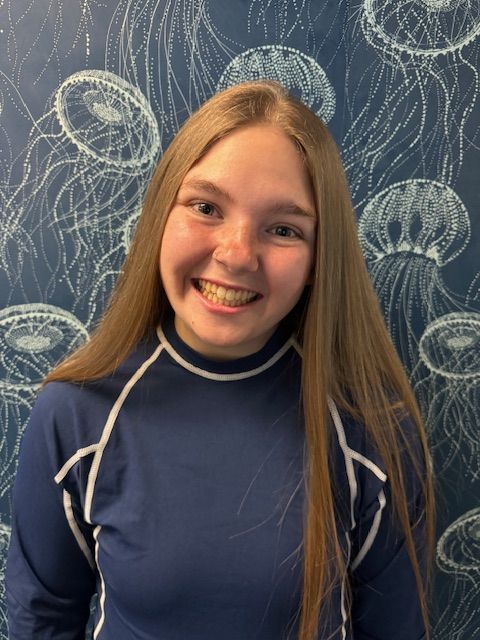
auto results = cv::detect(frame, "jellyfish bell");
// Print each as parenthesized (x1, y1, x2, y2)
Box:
(54, 70, 160, 169)
(0, 304, 89, 388)
(362, 0, 480, 61)
(359, 180, 470, 267)
(418, 0, 464, 11)
(418, 313, 480, 382)
(436, 508, 480, 575)
(217, 45, 336, 123)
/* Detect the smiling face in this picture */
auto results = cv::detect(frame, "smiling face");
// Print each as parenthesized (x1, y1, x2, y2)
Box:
(159, 124, 317, 360)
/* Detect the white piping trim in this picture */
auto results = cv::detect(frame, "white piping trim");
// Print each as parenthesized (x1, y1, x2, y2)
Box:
(349, 449, 387, 482)
(291, 339, 303, 357)
(350, 488, 387, 571)
(340, 531, 351, 640)
(54, 444, 99, 484)
(62, 490, 95, 570)
(328, 398, 357, 531)
(156, 324, 294, 381)
(84, 343, 164, 524)
(93, 525, 105, 640)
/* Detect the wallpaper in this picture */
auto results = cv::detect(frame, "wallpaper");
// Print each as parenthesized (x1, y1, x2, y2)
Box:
(0, 1, 479, 637)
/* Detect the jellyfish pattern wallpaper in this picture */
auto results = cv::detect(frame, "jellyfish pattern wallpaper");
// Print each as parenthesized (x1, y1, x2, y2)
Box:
(0, 0, 479, 637)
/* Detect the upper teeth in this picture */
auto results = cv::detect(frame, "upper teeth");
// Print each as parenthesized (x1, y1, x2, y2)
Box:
(197, 279, 257, 302)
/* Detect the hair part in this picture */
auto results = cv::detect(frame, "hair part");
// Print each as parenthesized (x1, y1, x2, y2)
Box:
(45, 81, 435, 639)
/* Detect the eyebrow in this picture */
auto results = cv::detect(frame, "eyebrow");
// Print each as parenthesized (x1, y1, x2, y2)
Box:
(180, 178, 316, 219)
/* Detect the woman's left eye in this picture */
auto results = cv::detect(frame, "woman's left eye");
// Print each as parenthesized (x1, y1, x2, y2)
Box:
(270, 226, 300, 239)
(193, 202, 216, 216)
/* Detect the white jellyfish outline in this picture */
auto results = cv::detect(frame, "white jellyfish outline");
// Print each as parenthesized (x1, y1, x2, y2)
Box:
(437, 507, 480, 575)
(0, 385, 37, 503)
(359, 180, 471, 267)
(55, 70, 160, 168)
(343, 0, 480, 203)
(2, 71, 159, 317)
(358, 179, 470, 374)
(418, 313, 480, 381)
(362, 0, 480, 58)
(433, 508, 480, 639)
(0, 303, 89, 388)
(0, 522, 11, 597)
(217, 45, 336, 123)
(413, 313, 480, 482)
(121, 208, 142, 255)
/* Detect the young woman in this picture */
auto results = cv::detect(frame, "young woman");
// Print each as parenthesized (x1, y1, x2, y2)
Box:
(7, 81, 434, 640)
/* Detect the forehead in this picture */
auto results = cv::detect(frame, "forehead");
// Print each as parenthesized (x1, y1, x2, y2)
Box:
(180, 124, 314, 205)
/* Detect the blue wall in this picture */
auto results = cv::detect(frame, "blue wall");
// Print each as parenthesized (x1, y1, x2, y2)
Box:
(1, 1, 479, 637)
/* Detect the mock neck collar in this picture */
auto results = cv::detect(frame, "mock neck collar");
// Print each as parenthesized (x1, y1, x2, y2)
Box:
(156, 315, 298, 380)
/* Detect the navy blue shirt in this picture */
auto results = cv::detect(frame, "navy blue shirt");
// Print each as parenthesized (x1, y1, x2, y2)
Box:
(6, 318, 426, 639)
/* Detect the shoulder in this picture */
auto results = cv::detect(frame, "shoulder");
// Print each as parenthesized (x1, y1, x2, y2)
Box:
(28, 337, 162, 455)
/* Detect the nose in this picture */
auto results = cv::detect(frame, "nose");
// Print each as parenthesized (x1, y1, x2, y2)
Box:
(213, 226, 259, 273)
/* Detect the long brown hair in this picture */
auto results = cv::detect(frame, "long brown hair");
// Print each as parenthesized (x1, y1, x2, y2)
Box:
(45, 81, 435, 639)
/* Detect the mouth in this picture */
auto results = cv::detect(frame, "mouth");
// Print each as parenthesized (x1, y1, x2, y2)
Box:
(193, 279, 261, 307)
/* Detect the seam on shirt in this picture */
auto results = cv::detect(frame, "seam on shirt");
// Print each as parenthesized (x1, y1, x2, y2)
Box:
(54, 443, 99, 484)
(348, 449, 386, 482)
(62, 489, 95, 569)
(84, 342, 164, 524)
(328, 398, 357, 531)
(350, 488, 387, 571)
(340, 531, 352, 639)
(156, 324, 294, 380)
(291, 339, 302, 357)
(93, 525, 105, 640)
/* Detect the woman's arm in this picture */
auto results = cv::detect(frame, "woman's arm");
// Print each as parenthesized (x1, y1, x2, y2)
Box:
(349, 418, 428, 640)
(6, 391, 96, 639)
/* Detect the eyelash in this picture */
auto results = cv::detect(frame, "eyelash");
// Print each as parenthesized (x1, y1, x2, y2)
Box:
(191, 202, 302, 239)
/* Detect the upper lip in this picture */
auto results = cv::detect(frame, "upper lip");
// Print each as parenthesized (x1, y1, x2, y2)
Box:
(192, 278, 262, 296)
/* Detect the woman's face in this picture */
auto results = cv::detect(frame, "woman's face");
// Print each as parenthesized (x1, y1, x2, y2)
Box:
(159, 124, 316, 360)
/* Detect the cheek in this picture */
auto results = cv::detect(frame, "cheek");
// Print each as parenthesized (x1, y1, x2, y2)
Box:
(270, 251, 313, 293)
(160, 217, 212, 281)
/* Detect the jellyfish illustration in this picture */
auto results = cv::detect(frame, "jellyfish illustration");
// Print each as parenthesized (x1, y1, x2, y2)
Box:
(362, 0, 480, 59)
(121, 208, 141, 256)
(0, 521, 11, 639)
(413, 313, 480, 482)
(106, 0, 342, 149)
(4, 70, 159, 318)
(0, 304, 88, 511)
(434, 508, 480, 639)
(0, 385, 35, 512)
(358, 179, 470, 373)
(217, 46, 335, 123)
(3, 0, 97, 101)
(343, 0, 480, 201)
(54, 71, 159, 169)
(0, 304, 89, 387)
(106, 0, 240, 147)
(467, 269, 480, 309)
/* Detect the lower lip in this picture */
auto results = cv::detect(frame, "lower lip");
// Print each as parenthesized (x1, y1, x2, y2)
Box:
(192, 284, 261, 315)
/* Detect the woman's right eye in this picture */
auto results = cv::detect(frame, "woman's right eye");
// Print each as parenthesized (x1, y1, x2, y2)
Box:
(193, 202, 216, 216)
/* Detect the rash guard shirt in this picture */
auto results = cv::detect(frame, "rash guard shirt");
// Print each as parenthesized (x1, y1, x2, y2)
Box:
(6, 317, 427, 639)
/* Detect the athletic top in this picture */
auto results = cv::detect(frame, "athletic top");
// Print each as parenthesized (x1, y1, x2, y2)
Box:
(6, 316, 427, 640)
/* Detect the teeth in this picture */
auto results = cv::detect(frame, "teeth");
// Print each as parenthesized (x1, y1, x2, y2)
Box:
(195, 280, 258, 307)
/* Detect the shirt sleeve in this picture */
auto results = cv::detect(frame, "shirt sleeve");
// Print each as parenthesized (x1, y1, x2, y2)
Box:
(349, 417, 428, 640)
(6, 387, 97, 639)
